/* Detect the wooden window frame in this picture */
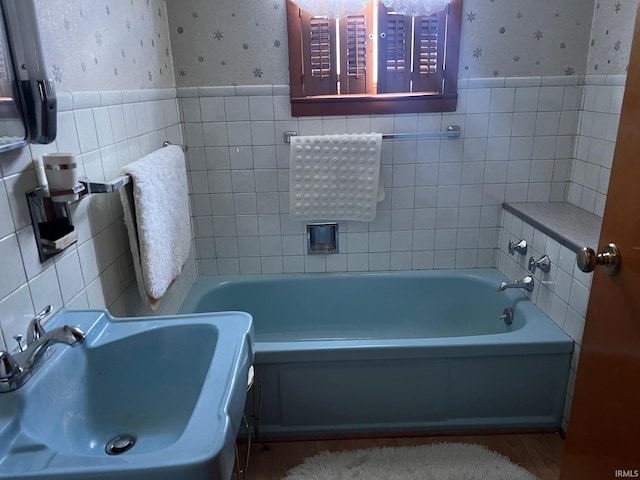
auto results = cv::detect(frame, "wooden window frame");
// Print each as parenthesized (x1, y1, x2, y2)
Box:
(286, 0, 462, 117)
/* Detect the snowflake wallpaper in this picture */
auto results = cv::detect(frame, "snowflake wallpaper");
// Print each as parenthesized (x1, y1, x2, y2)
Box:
(35, 0, 176, 91)
(458, 0, 595, 78)
(167, 0, 638, 87)
(166, 0, 290, 87)
(30, 0, 638, 91)
(588, 0, 639, 74)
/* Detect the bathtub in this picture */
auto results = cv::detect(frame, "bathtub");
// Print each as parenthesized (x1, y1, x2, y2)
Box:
(179, 268, 573, 437)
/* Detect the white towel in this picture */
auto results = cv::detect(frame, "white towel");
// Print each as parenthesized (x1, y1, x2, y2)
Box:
(290, 133, 383, 222)
(119, 145, 191, 310)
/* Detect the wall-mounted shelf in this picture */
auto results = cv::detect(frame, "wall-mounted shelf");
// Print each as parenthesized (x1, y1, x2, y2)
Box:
(26, 177, 132, 262)
(25, 141, 177, 262)
(26, 187, 78, 262)
(503, 202, 602, 253)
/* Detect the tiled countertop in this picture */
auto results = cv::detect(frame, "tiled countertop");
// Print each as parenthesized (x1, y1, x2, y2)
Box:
(503, 202, 602, 253)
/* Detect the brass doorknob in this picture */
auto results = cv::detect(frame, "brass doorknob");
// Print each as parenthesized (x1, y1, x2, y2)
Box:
(576, 243, 621, 276)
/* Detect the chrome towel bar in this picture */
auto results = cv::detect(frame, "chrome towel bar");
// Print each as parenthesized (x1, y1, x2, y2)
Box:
(76, 141, 185, 195)
(283, 125, 461, 144)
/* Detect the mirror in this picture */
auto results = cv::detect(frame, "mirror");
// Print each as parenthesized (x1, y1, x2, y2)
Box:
(0, 7, 27, 153)
(0, 0, 56, 153)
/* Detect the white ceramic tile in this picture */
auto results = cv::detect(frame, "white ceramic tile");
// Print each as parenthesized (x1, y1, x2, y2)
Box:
(121, 103, 139, 138)
(54, 250, 85, 304)
(564, 307, 586, 345)
(514, 87, 540, 112)
(227, 122, 252, 146)
(0, 181, 14, 239)
(195, 97, 223, 123)
(488, 113, 513, 137)
(248, 96, 275, 121)
(56, 111, 81, 153)
(466, 89, 492, 113)
(202, 122, 228, 147)
(391, 252, 413, 270)
(28, 266, 64, 317)
(490, 88, 515, 113)
(0, 284, 35, 351)
(251, 121, 276, 145)
(258, 215, 282, 236)
(134, 103, 150, 134)
(224, 97, 250, 121)
(0, 234, 26, 299)
(538, 87, 564, 111)
(465, 114, 489, 138)
(108, 105, 128, 143)
(77, 240, 101, 284)
(92, 107, 115, 148)
(256, 193, 280, 214)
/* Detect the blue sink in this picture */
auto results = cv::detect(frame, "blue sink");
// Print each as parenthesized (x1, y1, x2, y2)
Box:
(0, 309, 253, 480)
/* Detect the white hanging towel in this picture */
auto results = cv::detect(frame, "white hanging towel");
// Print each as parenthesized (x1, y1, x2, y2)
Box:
(119, 145, 191, 310)
(290, 133, 383, 222)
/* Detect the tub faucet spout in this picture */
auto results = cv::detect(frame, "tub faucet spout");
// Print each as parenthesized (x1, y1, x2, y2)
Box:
(498, 275, 534, 292)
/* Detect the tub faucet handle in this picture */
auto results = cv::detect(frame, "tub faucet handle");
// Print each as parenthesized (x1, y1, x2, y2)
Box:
(528, 255, 551, 274)
(508, 239, 528, 256)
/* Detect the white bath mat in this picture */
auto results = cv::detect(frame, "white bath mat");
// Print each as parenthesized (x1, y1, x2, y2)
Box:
(283, 442, 537, 480)
(289, 133, 382, 222)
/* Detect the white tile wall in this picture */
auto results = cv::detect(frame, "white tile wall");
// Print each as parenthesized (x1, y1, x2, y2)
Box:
(180, 77, 582, 275)
(568, 75, 626, 216)
(497, 209, 589, 431)
(0, 88, 196, 352)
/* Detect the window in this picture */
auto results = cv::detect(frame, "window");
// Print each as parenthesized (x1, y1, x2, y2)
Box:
(286, 0, 462, 116)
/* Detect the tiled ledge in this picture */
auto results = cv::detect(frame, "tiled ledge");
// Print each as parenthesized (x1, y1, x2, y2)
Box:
(503, 202, 602, 253)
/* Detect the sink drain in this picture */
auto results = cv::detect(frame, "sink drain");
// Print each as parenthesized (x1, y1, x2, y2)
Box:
(105, 434, 136, 455)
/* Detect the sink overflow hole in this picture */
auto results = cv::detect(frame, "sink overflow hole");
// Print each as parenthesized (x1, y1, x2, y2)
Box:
(105, 434, 136, 455)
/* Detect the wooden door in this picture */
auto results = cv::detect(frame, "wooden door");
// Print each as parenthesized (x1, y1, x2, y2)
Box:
(560, 6, 640, 479)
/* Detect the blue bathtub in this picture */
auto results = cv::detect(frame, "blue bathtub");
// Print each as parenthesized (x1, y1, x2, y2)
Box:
(179, 268, 573, 437)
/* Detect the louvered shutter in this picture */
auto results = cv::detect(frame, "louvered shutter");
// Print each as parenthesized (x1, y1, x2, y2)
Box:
(377, 6, 411, 93)
(339, 3, 374, 94)
(301, 9, 338, 95)
(412, 9, 446, 92)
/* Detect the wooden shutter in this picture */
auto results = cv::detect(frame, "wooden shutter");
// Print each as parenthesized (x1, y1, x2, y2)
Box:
(377, 6, 411, 94)
(339, 3, 374, 95)
(301, 9, 338, 96)
(412, 9, 446, 92)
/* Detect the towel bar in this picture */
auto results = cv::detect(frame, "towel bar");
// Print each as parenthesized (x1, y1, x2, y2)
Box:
(283, 125, 461, 144)
(79, 175, 130, 194)
(76, 141, 186, 195)
(163, 140, 188, 152)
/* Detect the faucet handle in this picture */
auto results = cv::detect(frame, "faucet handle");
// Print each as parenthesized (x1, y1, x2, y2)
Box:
(27, 305, 52, 346)
(528, 255, 551, 273)
(0, 351, 20, 380)
(12, 334, 24, 352)
(508, 239, 528, 256)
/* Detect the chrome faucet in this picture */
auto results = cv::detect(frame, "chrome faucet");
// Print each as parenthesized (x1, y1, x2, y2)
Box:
(508, 239, 528, 256)
(0, 310, 85, 393)
(497, 275, 535, 292)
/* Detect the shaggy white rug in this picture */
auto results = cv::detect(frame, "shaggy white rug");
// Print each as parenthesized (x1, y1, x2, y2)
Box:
(283, 442, 537, 480)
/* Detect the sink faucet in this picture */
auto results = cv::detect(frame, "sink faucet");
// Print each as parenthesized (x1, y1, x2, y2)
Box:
(497, 275, 535, 292)
(0, 312, 85, 393)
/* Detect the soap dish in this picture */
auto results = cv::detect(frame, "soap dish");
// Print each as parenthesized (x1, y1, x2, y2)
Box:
(41, 230, 78, 252)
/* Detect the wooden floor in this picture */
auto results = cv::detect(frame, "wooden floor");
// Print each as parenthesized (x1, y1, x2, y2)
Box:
(238, 433, 564, 480)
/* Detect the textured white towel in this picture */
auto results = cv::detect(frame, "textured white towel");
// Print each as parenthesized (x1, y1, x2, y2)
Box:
(290, 134, 383, 222)
(119, 145, 191, 310)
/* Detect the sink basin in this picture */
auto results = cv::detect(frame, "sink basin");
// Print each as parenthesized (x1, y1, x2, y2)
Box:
(0, 309, 254, 480)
